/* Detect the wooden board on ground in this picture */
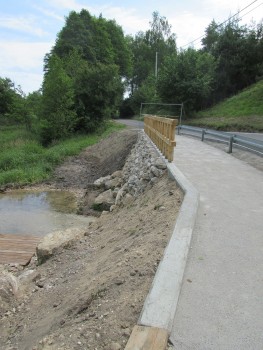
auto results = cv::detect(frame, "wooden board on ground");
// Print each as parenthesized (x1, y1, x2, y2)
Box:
(124, 325, 169, 350)
(0, 234, 41, 265)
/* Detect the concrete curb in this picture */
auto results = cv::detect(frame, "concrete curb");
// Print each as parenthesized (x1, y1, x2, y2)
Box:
(138, 137, 199, 332)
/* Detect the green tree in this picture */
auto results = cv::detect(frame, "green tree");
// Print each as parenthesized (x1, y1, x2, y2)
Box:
(41, 55, 77, 144)
(127, 12, 177, 111)
(72, 61, 123, 131)
(0, 78, 33, 128)
(0, 78, 16, 117)
(202, 18, 263, 102)
(51, 9, 131, 75)
(10, 88, 32, 130)
(158, 49, 216, 112)
(130, 12, 176, 90)
(42, 9, 130, 139)
(129, 74, 158, 114)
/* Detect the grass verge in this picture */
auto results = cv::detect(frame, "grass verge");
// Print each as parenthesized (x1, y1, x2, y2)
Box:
(186, 80, 263, 132)
(0, 121, 125, 186)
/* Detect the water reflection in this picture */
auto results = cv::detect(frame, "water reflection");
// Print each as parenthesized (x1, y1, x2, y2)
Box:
(0, 190, 94, 236)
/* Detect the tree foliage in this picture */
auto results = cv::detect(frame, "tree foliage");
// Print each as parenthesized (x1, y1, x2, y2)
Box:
(125, 12, 177, 114)
(41, 55, 77, 145)
(0, 78, 16, 116)
(3, 10, 263, 131)
(126, 14, 263, 115)
(51, 10, 131, 76)
(41, 9, 131, 143)
(202, 18, 263, 103)
(158, 49, 216, 112)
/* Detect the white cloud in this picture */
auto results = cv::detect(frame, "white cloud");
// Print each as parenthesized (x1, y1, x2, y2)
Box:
(8, 71, 44, 94)
(169, 11, 211, 48)
(46, 0, 148, 34)
(96, 6, 149, 34)
(204, 0, 248, 11)
(33, 6, 64, 21)
(0, 41, 53, 93)
(46, 0, 84, 11)
(202, 0, 263, 22)
(0, 16, 48, 37)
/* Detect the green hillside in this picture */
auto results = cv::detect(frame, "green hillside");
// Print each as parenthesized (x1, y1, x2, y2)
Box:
(186, 80, 263, 132)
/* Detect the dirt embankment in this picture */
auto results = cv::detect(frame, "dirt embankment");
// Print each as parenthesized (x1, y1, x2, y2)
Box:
(54, 129, 138, 189)
(0, 129, 183, 350)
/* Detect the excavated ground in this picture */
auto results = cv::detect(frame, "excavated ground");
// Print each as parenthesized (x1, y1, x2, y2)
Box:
(0, 129, 183, 350)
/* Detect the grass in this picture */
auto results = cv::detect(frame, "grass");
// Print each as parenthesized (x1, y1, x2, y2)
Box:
(185, 80, 263, 132)
(0, 121, 125, 186)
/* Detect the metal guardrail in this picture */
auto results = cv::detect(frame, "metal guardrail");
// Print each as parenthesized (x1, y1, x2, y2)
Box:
(177, 125, 263, 156)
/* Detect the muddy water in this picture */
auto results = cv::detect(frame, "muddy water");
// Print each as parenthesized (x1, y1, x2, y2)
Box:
(0, 190, 95, 236)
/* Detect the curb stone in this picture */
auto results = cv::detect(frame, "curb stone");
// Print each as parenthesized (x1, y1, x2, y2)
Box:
(138, 133, 199, 333)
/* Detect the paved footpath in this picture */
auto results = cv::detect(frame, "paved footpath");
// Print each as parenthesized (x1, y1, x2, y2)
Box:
(170, 135, 263, 350)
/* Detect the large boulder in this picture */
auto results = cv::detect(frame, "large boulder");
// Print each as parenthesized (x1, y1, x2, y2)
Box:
(104, 177, 123, 190)
(36, 228, 86, 264)
(153, 158, 167, 170)
(93, 175, 111, 189)
(94, 189, 115, 211)
(0, 270, 18, 313)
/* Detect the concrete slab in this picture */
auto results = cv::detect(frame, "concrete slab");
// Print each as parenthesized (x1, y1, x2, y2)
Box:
(139, 139, 199, 332)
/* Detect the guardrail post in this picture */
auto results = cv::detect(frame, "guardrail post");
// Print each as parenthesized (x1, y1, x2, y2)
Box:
(228, 136, 234, 153)
(201, 129, 205, 141)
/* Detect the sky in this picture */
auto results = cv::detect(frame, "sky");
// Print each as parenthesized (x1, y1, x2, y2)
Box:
(0, 0, 262, 94)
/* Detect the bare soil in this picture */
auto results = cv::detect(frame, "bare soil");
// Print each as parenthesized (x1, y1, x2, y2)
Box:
(0, 129, 183, 350)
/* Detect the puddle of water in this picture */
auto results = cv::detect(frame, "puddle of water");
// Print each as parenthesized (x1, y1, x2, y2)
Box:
(0, 190, 95, 236)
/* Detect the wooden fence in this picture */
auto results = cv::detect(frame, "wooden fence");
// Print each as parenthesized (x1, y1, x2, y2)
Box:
(144, 114, 177, 162)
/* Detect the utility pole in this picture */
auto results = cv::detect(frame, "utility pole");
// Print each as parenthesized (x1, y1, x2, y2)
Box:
(155, 51, 158, 79)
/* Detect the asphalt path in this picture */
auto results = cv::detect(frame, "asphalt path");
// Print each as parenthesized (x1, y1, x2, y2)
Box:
(230, 131, 263, 142)
(117, 119, 263, 141)
(170, 135, 263, 349)
(117, 118, 263, 172)
(117, 119, 144, 129)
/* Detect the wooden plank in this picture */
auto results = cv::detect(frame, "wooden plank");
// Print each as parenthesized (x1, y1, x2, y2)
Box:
(0, 234, 41, 265)
(124, 325, 168, 350)
(144, 115, 177, 162)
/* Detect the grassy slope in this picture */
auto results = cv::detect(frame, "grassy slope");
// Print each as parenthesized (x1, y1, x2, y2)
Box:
(0, 121, 125, 186)
(186, 80, 263, 132)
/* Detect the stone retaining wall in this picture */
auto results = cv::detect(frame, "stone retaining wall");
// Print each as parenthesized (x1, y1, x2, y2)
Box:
(93, 131, 167, 210)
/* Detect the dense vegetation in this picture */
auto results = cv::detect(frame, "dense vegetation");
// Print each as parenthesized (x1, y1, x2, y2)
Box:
(0, 121, 124, 186)
(0, 10, 263, 144)
(184, 79, 263, 131)
(0, 10, 131, 145)
(125, 15, 263, 117)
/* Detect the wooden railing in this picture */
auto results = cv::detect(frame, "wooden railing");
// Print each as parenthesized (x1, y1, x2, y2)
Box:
(144, 115, 177, 162)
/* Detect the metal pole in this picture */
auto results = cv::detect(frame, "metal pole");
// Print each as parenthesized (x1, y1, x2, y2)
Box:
(177, 126, 180, 135)
(155, 52, 158, 79)
(201, 129, 205, 141)
(228, 136, 234, 153)
(140, 103, 143, 120)
(179, 103, 183, 125)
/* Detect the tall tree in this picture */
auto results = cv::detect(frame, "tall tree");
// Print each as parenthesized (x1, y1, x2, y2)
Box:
(41, 55, 77, 144)
(127, 12, 177, 113)
(157, 49, 216, 112)
(42, 9, 131, 139)
(0, 78, 16, 117)
(129, 12, 177, 90)
(202, 18, 263, 102)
